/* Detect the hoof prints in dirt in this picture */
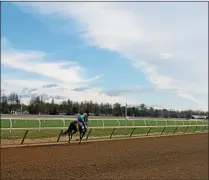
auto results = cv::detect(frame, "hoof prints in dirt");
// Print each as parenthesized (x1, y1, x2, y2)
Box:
(1, 134, 208, 180)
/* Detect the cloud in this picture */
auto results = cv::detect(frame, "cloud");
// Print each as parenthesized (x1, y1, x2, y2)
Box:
(22, 88, 38, 93)
(2, 79, 132, 105)
(1, 89, 6, 97)
(1, 38, 133, 106)
(1, 37, 100, 84)
(42, 84, 59, 88)
(100, 85, 185, 97)
(160, 53, 173, 59)
(16, 2, 208, 111)
(100, 87, 154, 97)
(1, 89, 6, 93)
(71, 86, 93, 92)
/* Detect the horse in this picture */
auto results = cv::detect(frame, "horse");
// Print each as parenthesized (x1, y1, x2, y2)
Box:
(61, 115, 88, 144)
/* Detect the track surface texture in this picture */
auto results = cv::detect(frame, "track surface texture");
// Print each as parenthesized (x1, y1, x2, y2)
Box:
(1, 133, 208, 180)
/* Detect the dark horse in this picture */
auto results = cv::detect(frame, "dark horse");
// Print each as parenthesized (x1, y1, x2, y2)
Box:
(61, 115, 88, 144)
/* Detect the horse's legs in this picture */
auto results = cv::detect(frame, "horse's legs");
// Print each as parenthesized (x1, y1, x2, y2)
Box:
(62, 125, 70, 136)
(81, 130, 86, 139)
(72, 130, 77, 138)
(68, 132, 72, 143)
(68, 129, 75, 143)
(71, 132, 73, 140)
(79, 132, 82, 145)
(79, 129, 87, 145)
(68, 130, 77, 143)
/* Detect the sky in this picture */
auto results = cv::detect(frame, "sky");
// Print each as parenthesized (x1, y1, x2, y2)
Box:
(1, 2, 208, 111)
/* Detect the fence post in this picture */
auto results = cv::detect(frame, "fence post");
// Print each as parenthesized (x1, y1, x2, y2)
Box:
(147, 127, 152, 136)
(10, 119, 12, 133)
(130, 128, 135, 137)
(85, 128, 92, 140)
(202, 126, 206, 132)
(102, 120, 104, 128)
(38, 119, 41, 132)
(164, 119, 167, 126)
(161, 127, 166, 135)
(62, 118, 65, 128)
(173, 127, 178, 134)
(117, 120, 120, 127)
(21, 130, 29, 144)
(193, 126, 198, 133)
(184, 126, 189, 133)
(110, 128, 116, 139)
(57, 129, 63, 142)
(144, 119, 146, 126)
(132, 120, 135, 126)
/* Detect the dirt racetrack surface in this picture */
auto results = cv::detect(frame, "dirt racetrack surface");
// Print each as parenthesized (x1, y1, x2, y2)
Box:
(1, 133, 208, 180)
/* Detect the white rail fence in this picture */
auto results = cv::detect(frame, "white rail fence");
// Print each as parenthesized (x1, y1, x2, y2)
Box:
(1, 124, 208, 145)
(1, 117, 208, 132)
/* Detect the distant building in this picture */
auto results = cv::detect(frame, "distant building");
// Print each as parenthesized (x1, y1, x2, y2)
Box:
(22, 111, 29, 115)
(188, 115, 208, 119)
(59, 113, 67, 116)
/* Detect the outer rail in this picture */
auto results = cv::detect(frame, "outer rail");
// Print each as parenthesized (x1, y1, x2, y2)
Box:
(1, 118, 207, 133)
(1, 125, 207, 145)
(1, 125, 207, 131)
(1, 117, 207, 122)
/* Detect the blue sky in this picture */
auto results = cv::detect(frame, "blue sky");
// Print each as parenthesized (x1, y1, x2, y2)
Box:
(1, 2, 208, 111)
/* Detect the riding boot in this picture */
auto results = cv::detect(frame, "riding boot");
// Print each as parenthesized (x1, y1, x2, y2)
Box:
(83, 123, 87, 133)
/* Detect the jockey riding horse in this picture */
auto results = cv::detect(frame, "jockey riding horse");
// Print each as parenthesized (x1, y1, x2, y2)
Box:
(61, 113, 88, 144)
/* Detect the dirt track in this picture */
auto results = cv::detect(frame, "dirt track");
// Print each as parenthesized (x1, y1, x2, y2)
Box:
(1, 133, 208, 180)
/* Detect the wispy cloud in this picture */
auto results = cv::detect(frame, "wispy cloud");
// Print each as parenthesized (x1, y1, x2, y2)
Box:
(42, 84, 59, 88)
(16, 2, 208, 110)
(1, 37, 133, 105)
(71, 86, 93, 92)
(160, 53, 173, 59)
(1, 37, 100, 84)
(100, 85, 184, 97)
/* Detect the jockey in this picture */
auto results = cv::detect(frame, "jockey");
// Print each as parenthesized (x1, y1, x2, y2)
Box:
(77, 112, 88, 132)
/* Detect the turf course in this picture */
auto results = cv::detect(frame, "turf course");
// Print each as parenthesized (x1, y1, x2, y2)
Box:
(1, 117, 208, 140)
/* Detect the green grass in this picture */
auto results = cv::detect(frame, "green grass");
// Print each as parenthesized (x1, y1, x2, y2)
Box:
(1, 118, 208, 140)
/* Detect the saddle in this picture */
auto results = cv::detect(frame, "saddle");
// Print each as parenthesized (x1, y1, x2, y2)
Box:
(76, 121, 87, 133)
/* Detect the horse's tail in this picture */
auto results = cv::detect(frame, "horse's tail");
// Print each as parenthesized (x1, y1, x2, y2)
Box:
(62, 123, 73, 135)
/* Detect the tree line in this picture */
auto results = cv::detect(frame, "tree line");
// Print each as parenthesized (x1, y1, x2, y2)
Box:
(1, 93, 208, 119)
